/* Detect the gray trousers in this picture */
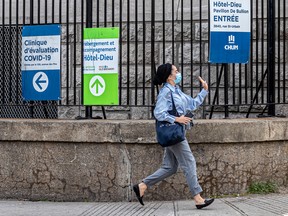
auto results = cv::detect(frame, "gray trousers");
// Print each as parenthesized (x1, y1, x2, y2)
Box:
(143, 139, 202, 197)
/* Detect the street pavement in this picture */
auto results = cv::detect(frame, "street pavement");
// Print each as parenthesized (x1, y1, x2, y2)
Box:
(0, 193, 287, 216)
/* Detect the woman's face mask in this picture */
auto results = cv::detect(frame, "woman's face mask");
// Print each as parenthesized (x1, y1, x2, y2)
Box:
(168, 65, 181, 85)
(175, 73, 182, 84)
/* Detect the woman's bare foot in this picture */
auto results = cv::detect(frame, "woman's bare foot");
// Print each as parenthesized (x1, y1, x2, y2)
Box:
(138, 182, 147, 197)
(193, 194, 206, 205)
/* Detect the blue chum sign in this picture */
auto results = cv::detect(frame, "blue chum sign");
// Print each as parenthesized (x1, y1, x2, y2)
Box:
(209, 0, 251, 64)
(21, 25, 61, 101)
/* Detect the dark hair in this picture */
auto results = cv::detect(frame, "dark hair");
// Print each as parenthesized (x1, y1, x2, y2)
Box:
(153, 63, 172, 85)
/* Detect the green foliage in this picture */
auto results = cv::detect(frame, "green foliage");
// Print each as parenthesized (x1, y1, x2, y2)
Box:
(248, 181, 278, 194)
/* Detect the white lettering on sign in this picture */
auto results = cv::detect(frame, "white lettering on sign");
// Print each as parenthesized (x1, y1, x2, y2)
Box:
(224, 45, 239, 50)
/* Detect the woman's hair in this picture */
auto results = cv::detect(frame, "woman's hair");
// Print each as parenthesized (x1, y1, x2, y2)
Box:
(153, 63, 172, 85)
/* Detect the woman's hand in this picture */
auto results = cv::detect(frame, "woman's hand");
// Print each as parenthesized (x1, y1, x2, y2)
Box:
(198, 76, 208, 91)
(175, 115, 192, 125)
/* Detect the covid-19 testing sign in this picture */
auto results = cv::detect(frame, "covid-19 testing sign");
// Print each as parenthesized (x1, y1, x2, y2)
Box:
(83, 27, 119, 105)
(209, 0, 251, 63)
(21, 24, 61, 101)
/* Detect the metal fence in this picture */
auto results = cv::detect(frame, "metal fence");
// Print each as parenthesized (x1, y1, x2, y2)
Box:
(0, 0, 287, 119)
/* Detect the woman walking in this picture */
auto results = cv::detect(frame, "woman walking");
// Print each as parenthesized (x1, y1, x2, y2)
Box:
(133, 63, 214, 209)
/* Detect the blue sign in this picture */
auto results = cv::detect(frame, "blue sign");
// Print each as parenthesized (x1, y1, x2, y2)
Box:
(209, 0, 251, 63)
(21, 25, 61, 101)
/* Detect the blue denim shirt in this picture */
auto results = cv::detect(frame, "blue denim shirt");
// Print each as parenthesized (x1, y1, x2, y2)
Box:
(154, 83, 208, 123)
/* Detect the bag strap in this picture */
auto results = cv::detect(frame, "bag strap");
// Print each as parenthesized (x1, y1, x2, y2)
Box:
(170, 91, 179, 117)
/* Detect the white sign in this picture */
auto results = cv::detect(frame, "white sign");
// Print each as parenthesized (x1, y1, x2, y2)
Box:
(210, 0, 251, 32)
(21, 35, 61, 71)
(83, 39, 119, 74)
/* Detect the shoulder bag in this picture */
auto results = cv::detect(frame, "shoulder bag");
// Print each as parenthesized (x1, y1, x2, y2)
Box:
(156, 92, 185, 147)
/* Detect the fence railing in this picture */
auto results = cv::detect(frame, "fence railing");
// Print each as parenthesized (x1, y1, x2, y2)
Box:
(0, 0, 287, 119)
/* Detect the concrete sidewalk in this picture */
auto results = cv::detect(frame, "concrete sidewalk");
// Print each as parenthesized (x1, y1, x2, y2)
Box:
(0, 194, 287, 216)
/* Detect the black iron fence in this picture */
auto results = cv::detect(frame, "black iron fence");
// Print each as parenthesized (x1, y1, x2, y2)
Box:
(0, 0, 287, 119)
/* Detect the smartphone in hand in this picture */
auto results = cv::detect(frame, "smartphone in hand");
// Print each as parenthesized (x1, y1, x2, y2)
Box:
(184, 111, 194, 118)
(185, 111, 194, 127)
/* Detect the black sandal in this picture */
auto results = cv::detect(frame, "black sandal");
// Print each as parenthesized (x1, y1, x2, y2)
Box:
(196, 198, 214, 209)
(133, 184, 144, 206)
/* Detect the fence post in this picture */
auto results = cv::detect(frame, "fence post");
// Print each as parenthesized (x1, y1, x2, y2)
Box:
(267, 0, 275, 116)
(84, 0, 93, 119)
(224, 63, 229, 118)
(28, 0, 35, 118)
(151, 0, 155, 117)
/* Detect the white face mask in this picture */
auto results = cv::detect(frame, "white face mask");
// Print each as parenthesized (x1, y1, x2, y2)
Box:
(175, 73, 182, 84)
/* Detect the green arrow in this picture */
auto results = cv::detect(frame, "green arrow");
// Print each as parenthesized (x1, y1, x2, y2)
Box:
(91, 78, 104, 94)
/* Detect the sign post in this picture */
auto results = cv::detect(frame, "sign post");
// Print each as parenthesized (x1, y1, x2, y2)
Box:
(209, 0, 251, 63)
(21, 24, 61, 101)
(267, 0, 275, 116)
(83, 27, 119, 106)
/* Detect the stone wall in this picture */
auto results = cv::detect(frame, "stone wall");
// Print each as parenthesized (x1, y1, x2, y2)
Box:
(0, 118, 287, 201)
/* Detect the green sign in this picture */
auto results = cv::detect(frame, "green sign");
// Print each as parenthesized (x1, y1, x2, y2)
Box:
(83, 27, 119, 105)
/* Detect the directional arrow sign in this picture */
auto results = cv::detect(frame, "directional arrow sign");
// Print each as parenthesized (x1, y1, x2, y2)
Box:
(21, 24, 61, 101)
(89, 75, 105, 96)
(91, 78, 104, 95)
(32, 72, 49, 92)
(35, 74, 46, 90)
(83, 27, 119, 105)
